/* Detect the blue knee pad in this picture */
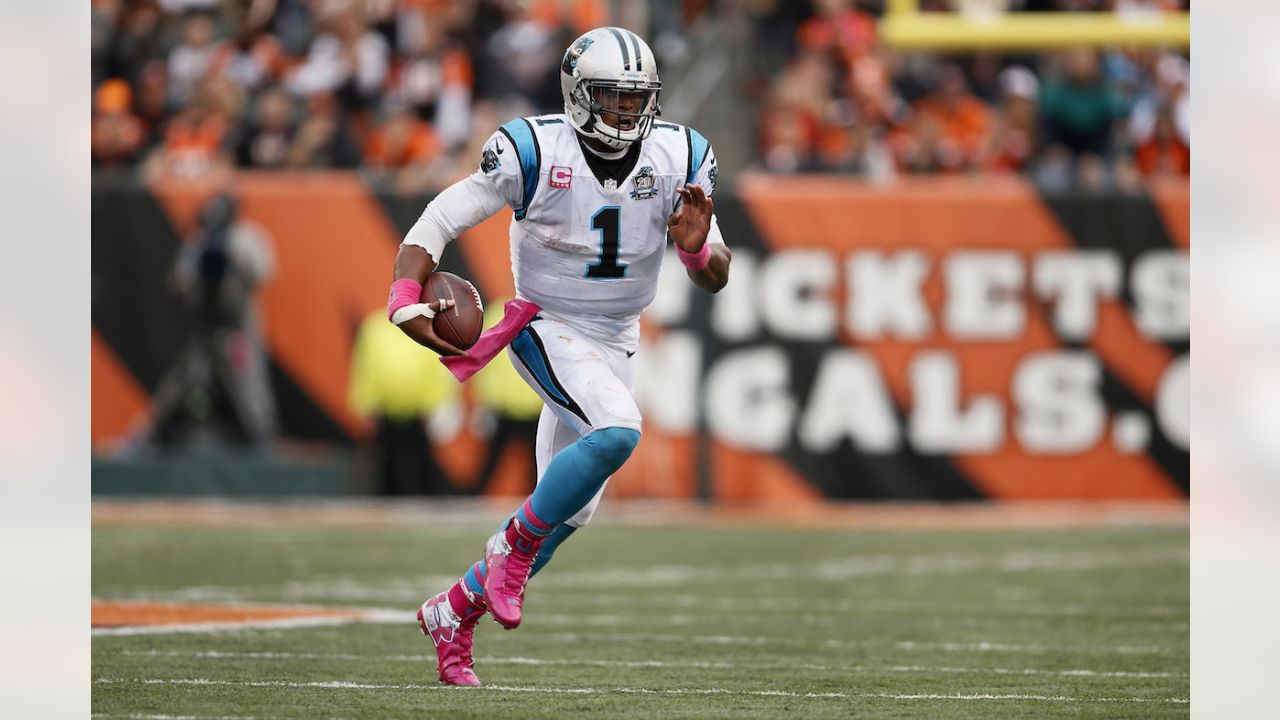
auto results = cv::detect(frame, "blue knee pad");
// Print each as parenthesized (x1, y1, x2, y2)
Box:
(585, 426, 641, 468)
(529, 523, 577, 578)
(528, 426, 640, 527)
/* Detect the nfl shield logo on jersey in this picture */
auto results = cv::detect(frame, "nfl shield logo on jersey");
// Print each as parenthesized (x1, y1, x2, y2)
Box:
(630, 166, 657, 200)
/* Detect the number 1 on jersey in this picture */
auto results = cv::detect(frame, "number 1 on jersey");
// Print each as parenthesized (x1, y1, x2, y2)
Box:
(586, 206, 626, 279)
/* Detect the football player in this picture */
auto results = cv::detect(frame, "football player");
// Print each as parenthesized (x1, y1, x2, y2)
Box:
(386, 26, 731, 685)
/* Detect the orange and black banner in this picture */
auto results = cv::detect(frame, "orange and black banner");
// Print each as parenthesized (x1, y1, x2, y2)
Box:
(92, 173, 1187, 502)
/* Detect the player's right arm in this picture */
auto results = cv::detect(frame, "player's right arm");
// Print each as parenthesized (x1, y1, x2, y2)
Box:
(392, 128, 528, 355)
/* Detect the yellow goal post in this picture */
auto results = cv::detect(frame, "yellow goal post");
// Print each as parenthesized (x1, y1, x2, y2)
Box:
(879, 0, 1190, 50)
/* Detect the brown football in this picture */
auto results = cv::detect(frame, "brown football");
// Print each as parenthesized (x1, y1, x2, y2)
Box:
(422, 272, 484, 350)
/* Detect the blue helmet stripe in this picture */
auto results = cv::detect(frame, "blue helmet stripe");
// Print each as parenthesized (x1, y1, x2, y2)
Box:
(606, 27, 631, 70)
(625, 29, 643, 72)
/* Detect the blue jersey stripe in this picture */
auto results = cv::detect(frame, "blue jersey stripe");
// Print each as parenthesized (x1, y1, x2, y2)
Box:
(686, 127, 710, 185)
(511, 329, 568, 407)
(500, 118, 540, 218)
(511, 327, 591, 425)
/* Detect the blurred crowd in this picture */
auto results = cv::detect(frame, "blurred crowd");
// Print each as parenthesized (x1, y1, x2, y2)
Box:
(92, 0, 1190, 190)
(92, 0, 609, 193)
(752, 0, 1190, 187)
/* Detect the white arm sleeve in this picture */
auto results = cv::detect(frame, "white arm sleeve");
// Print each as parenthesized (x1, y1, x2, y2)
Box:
(401, 172, 508, 263)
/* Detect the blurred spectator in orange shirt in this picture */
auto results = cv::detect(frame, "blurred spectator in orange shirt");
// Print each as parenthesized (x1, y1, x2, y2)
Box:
(142, 76, 236, 181)
(528, 0, 609, 36)
(759, 50, 833, 173)
(1133, 105, 1189, 176)
(985, 66, 1040, 173)
(798, 0, 876, 67)
(817, 119, 870, 174)
(1130, 54, 1188, 151)
(849, 54, 906, 132)
(365, 105, 443, 169)
(364, 105, 447, 194)
(896, 64, 991, 173)
(760, 106, 821, 173)
(92, 79, 146, 168)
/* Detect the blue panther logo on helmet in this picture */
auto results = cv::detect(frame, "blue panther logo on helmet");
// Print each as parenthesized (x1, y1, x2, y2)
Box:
(561, 36, 594, 75)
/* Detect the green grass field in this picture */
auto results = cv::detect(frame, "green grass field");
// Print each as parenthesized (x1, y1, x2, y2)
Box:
(92, 503, 1188, 719)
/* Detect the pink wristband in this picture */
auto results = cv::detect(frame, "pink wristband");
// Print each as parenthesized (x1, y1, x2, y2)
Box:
(387, 278, 423, 321)
(677, 242, 712, 270)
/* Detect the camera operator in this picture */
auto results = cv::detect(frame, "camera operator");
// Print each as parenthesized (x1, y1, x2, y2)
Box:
(149, 192, 277, 448)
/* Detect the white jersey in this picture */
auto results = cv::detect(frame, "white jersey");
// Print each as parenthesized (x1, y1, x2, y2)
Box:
(483, 114, 722, 343)
(402, 113, 722, 347)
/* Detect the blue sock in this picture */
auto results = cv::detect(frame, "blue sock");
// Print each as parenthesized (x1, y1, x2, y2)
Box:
(529, 524, 577, 578)
(527, 427, 639, 526)
(463, 562, 486, 596)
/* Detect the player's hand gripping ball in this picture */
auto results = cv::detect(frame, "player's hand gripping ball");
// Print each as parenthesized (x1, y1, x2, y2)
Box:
(423, 272, 484, 350)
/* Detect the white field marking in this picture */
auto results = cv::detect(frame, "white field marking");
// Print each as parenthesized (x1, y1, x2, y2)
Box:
(870, 665, 1185, 679)
(858, 693, 1187, 704)
(527, 613, 704, 627)
(91, 607, 408, 637)
(117, 650, 1187, 679)
(892, 640, 1173, 655)
(98, 604, 1179, 656)
(530, 592, 1186, 619)
(117, 587, 1189, 626)
(119, 650, 738, 669)
(518, 631, 1180, 656)
(91, 678, 1188, 704)
(536, 548, 1186, 589)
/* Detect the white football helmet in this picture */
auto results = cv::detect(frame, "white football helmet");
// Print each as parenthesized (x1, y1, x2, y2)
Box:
(560, 27, 662, 150)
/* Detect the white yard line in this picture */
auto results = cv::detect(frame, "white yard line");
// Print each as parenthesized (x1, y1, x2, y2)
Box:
(892, 640, 1174, 654)
(535, 548, 1187, 588)
(528, 592, 1186, 619)
(516, 631, 1180, 655)
(94, 615, 1181, 656)
(117, 650, 1187, 679)
(92, 677, 1188, 704)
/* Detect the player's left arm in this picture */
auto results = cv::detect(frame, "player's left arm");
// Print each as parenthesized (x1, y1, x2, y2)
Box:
(667, 145, 730, 293)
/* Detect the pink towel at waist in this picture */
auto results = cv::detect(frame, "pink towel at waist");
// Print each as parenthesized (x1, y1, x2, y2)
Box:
(439, 299, 541, 382)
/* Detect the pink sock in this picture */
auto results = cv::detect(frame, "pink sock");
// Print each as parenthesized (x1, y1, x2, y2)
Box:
(507, 498, 554, 553)
(446, 561, 487, 620)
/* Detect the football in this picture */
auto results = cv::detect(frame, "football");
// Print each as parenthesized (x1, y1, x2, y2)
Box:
(423, 271, 484, 350)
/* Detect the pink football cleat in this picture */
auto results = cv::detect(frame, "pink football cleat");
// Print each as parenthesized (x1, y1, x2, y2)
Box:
(482, 521, 543, 629)
(418, 592, 481, 686)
